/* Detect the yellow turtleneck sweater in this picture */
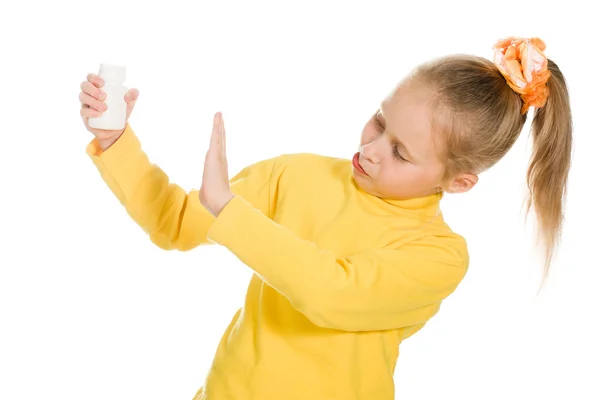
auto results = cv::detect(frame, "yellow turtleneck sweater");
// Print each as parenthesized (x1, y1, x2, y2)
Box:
(86, 123, 469, 400)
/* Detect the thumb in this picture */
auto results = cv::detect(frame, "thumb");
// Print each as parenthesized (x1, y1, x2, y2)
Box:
(125, 88, 139, 119)
(125, 88, 139, 103)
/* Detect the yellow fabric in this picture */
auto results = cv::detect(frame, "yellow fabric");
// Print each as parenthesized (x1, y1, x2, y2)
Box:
(87, 123, 469, 400)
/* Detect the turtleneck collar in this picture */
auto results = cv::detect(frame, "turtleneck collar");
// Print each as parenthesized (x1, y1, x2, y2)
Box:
(347, 164, 443, 217)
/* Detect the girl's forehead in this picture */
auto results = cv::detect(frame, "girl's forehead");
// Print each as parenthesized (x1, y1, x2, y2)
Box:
(382, 85, 433, 124)
(380, 85, 440, 163)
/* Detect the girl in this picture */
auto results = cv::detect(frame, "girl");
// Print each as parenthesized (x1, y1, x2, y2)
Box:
(78, 36, 572, 399)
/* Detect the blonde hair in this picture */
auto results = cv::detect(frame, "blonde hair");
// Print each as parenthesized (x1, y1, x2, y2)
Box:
(412, 54, 573, 293)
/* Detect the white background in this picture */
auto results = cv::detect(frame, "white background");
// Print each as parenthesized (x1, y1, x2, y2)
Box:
(1, 1, 598, 399)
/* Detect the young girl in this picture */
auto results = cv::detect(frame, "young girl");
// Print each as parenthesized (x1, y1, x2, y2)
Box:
(79, 36, 572, 399)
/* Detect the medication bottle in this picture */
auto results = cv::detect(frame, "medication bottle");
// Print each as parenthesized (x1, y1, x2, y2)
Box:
(88, 63, 128, 130)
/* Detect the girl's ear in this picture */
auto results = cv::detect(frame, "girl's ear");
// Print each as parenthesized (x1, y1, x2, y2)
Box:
(444, 173, 479, 194)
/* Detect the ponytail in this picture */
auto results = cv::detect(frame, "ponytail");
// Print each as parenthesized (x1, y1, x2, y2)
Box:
(526, 58, 573, 293)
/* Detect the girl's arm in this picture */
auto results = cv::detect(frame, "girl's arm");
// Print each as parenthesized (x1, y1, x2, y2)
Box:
(206, 194, 469, 332)
(86, 123, 280, 251)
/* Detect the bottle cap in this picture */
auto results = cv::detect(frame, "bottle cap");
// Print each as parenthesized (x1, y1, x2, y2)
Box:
(98, 63, 126, 84)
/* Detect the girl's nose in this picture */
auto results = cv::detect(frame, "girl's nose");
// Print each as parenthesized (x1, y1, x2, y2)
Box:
(359, 142, 373, 161)
(360, 143, 378, 163)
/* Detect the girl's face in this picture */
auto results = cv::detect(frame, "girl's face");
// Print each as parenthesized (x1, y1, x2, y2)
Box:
(352, 78, 447, 200)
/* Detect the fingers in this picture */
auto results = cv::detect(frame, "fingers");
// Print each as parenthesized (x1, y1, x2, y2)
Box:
(210, 112, 222, 153)
(221, 114, 226, 154)
(211, 112, 226, 154)
(81, 80, 105, 101)
(79, 91, 107, 112)
(80, 76, 106, 112)
(87, 73, 104, 88)
(80, 106, 103, 118)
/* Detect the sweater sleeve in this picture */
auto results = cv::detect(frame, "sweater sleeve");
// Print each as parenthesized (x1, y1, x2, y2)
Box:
(206, 195, 469, 331)
(86, 123, 280, 251)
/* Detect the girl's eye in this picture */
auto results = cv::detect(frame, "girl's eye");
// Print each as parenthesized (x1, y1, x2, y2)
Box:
(373, 116, 407, 161)
(373, 117, 384, 130)
(393, 147, 406, 161)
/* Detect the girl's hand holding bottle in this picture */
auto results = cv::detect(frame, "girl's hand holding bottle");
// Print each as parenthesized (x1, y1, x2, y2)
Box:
(79, 72, 139, 151)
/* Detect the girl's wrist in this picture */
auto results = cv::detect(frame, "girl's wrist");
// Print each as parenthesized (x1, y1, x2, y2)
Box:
(98, 132, 123, 152)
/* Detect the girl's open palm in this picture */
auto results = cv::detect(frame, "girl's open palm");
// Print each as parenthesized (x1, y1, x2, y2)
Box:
(200, 112, 234, 217)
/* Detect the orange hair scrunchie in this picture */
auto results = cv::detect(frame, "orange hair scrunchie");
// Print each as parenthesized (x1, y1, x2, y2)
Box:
(493, 37, 552, 114)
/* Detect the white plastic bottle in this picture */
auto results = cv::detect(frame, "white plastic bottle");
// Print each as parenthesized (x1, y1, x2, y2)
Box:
(88, 63, 128, 130)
